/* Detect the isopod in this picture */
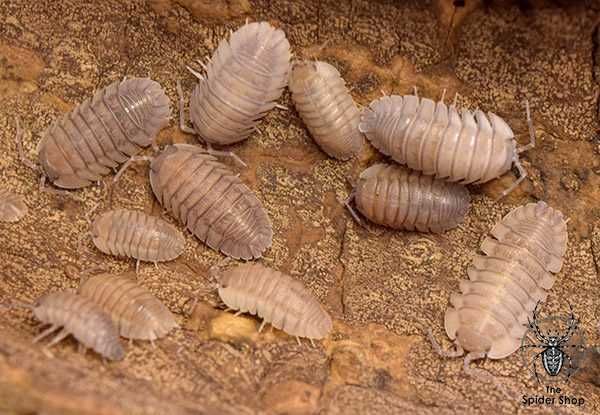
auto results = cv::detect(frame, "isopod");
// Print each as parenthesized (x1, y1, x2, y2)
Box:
(431, 202, 567, 376)
(346, 163, 470, 233)
(78, 273, 178, 341)
(31, 291, 124, 360)
(18, 77, 170, 189)
(179, 21, 291, 146)
(149, 144, 272, 260)
(359, 93, 535, 197)
(91, 208, 185, 271)
(288, 60, 363, 160)
(216, 263, 332, 342)
(0, 188, 28, 222)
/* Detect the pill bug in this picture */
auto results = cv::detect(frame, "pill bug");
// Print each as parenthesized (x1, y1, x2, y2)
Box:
(359, 93, 535, 197)
(288, 60, 363, 160)
(29, 77, 170, 189)
(216, 263, 332, 342)
(181, 21, 291, 146)
(432, 201, 567, 374)
(31, 291, 124, 360)
(78, 273, 178, 341)
(91, 208, 185, 271)
(149, 144, 272, 260)
(0, 188, 28, 222)
(346, 163, 470, 233)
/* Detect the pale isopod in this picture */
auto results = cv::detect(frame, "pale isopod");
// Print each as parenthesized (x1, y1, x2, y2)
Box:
(91, 208, 185, 271)
(216, 263, 332, 342)
(346, 163, 470, 233)
(78, 273, 178, 341)
(359, 93, 536, 198)
(289, 60, 363, 160)
(31, 291, 124, 360)
(18, 77, 170, 189)
(0, 188, 28, 222)
(431, 202, 567, 377)
(179, 21, 291, 146)
(149, 144, 272, 260)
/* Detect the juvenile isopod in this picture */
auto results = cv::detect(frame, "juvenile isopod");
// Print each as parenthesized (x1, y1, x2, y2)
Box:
(148, 144, 272, 260)
(90, 208, 185, 272)
(216, 263, 332, 343)
(346, 163, 470, 233)
(78, 273, 178, 341)
(288, 60, 363, 160)
(0, 188, 28, 222)
(430, 202, 567, 378)
(30, 291, 124, 360)
(359, 93, 536, 197)
(178, 21, 291, 146)
(17, 77, 170, 190)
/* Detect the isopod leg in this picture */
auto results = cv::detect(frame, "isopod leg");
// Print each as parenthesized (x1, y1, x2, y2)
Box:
(33, 324, 60, 343)
(185, 65, 204, 81)
(274, 103, 289, 111)
(463, 352, 513, 399)
(176, 80, 197, 135)
(517, 100, 536, 154)
(496, 157, 528, 200)
(427, 329, 464, 358)
(258, 320, 266, 333)
(38, 175, 82, 200)
(206, 144, 247, 168)
(344, 191, 374, 233)
(309, 338, 316, 348)
(15, 116, 39, 172)
(46, 328, 70, 347)
(136, 259, 140, 274)
(296, 336, 302, 346)
(234, 310, 243, 317)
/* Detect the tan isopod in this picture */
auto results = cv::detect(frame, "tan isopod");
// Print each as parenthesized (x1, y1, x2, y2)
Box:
(216, 263, 332, 344)
(90, 208, 185, 272)
(346, 163, 470, 233)
(289, 60, 363, 160)
(78, 273, 178, 341)
(149, 144, 272, 260)
(359, 92, 535, 198)
(0, 188, 28, 222)
(17, 77, 170, 190)
(179, 21, 291, 146)
(430, 202, 568, 380)
(30, 291, 125, 360)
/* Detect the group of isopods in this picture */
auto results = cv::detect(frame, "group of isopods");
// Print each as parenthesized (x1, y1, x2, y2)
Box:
(1, 20, 570, 389)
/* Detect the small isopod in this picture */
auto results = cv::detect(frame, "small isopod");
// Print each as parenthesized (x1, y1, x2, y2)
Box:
(359, 93, 535, 197)
(78, 273, 178, 341)
(90, 208, 185, 271)
(430, 202, 567, 377)
(30, 291, 124, 360)
(346, 163, 470, 233)
(149, 144, 272, 260)
(179, 21, 291, 146)
(18, 77, 170, 190)
(216, 263, 332, 342)
(0, 188, 28, 222)
(289, 60, 363, 160)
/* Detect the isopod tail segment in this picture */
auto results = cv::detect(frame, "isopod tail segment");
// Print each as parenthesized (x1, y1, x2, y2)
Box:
(175, 80, 247, 168)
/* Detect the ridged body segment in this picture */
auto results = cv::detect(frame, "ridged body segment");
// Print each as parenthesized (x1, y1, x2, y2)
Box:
(359, 94, 516, 184)
(33, 291, 124, 360)
(91, 209, 185, 263)
(190, 21, 291, 145)
(289, 61, 363, 160)
(218, 263, 332, 339)
(149, 144, 272, 260)
(354, 164, 470, 233)
(445, 202, 568, 359)
(38, 78, 170, 189)
(0, 189, 27, 222)
(78, 273, 178, 340)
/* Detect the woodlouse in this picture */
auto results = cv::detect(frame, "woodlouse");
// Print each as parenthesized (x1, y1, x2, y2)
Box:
(79, 273, 178, 341)
(346, 163, 470, 233)
(289, 60, 363, 160)
(91, 209, 185, 272)
(18, 77, 170, 189)
(359, 93, 535, 197)
(0, 188, 28, 222)
(432, 201, 567, 375)
(149, 144, 272, 260)
(216, 263, 332, 343)
(31, 291, 124, 360)
(179, 21, 291, 146)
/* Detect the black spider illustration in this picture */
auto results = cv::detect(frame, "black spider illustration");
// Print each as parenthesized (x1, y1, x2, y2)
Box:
(519, 302, 586, 383)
